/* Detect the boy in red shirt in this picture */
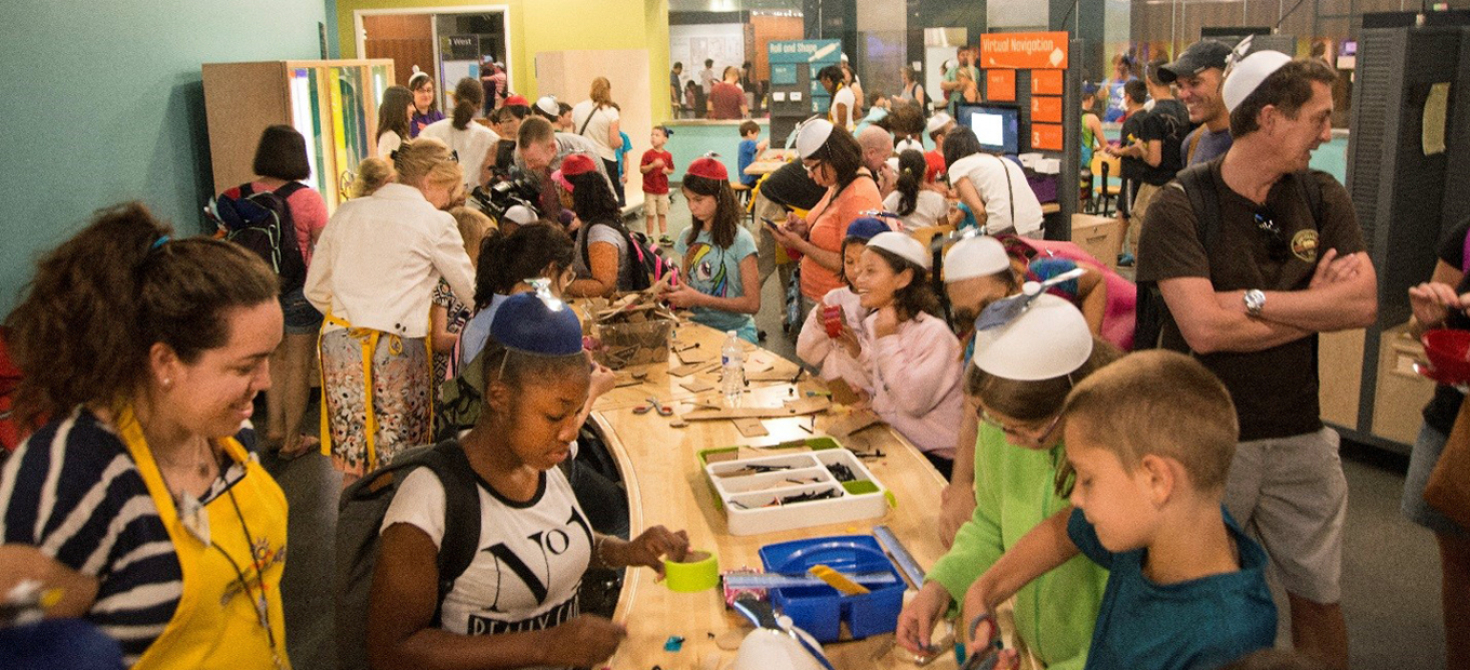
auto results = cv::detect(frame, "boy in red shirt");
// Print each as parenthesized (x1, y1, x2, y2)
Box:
(640, 125, 676, 244)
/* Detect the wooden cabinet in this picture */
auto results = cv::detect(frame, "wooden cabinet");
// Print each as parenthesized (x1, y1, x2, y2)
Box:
(202, 59, 394, 211)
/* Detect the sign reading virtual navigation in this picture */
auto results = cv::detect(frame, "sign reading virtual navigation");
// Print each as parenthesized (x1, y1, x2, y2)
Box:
(980, 32, 1069, 70)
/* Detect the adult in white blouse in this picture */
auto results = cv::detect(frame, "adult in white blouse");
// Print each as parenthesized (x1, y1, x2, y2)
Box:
(570, 77, 626, 205)
(942, 126, 1044, 238)
(305, 137, 475, 482)
(420, 77, 500, 192)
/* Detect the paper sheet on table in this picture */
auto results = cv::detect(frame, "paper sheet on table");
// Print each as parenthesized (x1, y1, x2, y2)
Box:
(1424, 82, 1450, 156)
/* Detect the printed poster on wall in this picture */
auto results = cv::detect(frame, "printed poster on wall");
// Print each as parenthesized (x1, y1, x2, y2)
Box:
(1031, 96, 1062, 123)
(979, 32, 1069, 70)
(1032, 70, 1063, 96)
(1031, 123, 1064, 151)
(985, 70, 1016, 102)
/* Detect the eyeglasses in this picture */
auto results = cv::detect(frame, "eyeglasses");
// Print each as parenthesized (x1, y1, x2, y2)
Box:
(803, 159, 825, 175)
(979, 409, 1062, 445)
(1253, 207, 1290, 262)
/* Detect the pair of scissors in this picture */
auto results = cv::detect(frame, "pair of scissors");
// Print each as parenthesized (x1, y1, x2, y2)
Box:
(633, 396, 673, 416)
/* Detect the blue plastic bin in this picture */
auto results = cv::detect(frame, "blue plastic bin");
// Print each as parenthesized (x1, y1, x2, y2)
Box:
(757, 535, 905, 643)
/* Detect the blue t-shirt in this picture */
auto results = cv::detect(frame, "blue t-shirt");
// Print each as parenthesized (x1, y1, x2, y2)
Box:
(459, 293, 510, 369)
(674, 226, 758, 341)
(1181, 126, 1233, 167)
(1068, 507, 1276, 670)
(738, 138, 760, 187)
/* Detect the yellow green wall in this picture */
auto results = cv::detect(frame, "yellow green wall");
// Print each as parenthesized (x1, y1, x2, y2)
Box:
(336, 0, 672, 121)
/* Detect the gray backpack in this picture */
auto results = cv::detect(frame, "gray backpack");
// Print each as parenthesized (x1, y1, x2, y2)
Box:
(335, 440, 481, 670)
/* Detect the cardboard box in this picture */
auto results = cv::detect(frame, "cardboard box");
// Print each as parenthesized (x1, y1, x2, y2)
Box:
(1070, 214, 1123, 270)
(1372, 322, 1436, 446)
(584, 293, 676, 369)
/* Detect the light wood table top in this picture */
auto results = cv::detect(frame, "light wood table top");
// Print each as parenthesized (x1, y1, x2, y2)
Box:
(591, 323, 957, 670)
(743, 148, 799, 177)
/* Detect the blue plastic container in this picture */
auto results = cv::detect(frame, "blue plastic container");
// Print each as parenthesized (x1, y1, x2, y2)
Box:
(757, 535, 905, 643)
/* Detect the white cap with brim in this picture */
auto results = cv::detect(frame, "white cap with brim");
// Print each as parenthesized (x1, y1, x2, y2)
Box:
(866, 231, 931, 270)
(971, 293, 1093, 381)
(796, 119, 835, 159)
(944, 235, 1010, 283)
(1223, 50, 1294, 113)
(925, 112, 954, 136)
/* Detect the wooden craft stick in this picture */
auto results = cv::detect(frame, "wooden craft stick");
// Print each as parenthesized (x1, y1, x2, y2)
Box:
(679, 396, 831, 421)
(731, 417, 769, 437)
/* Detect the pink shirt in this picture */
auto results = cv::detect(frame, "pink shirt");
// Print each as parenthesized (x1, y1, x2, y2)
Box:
(860, 311, 963, 457)
(253, 181, 328, 267)
(1025, 239, 1137, 351)
(795, 287, 870, 393)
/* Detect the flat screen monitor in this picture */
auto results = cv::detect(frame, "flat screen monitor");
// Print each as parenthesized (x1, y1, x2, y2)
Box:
(957, 104, 1020, 154)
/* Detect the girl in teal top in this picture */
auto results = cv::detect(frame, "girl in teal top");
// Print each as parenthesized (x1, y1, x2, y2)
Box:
(660, 155, 761, 341)
(897, 295, 1120, 670)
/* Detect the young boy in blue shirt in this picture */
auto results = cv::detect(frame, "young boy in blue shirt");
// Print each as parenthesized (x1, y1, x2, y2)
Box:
(963, 350, 1276, 670)
(736, 120, 767, 188)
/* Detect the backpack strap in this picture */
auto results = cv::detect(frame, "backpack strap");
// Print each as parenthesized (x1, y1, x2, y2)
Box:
(1174, 162, 1221, 254)
(419, 440, 481, 626)
(578, 106, 600, 137)
(274, 180, 308, 200)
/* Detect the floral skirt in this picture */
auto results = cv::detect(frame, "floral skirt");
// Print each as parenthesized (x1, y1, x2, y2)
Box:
(320, 328, 431, 476)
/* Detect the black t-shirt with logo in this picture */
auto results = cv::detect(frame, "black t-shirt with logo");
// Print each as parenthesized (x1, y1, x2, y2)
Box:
(1136, 157, 1366, 441)
(1141, 99, 1189, 186)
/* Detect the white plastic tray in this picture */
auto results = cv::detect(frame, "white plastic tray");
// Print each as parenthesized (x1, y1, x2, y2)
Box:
(701, 447, 889, 536)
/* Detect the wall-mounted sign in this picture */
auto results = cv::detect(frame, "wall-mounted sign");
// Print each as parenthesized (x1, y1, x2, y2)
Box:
(1032, 70, 1063, 96)
(986, 70, 1016, 102)
(980, 32, 1069, 70)
(1031, 123, 1065, 151)
(1031, 96, 1062, 123)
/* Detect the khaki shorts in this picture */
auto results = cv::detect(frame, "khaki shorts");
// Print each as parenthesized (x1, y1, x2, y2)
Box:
(645, 192, 670, 216)
(1224, 427, 1348, 604)
(1130, 181, 1161, 229)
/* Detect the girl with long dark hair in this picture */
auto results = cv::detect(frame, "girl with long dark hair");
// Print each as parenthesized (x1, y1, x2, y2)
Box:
(421, 77, 499, 192)
(376, 85, 414, 158)
(882, 149, 950, 230)
(658, 156, 761, 341)
(562, 154, 633, 298)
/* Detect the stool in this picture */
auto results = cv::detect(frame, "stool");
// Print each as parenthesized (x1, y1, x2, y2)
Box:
(730, 182, 753, 222)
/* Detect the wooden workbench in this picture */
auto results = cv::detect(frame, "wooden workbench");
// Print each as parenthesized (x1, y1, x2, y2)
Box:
(591, 321, 957, 670)
(743, 148, 799, 177)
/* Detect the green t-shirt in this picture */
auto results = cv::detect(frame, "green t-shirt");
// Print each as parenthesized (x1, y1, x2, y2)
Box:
(673, 226, 758, 340)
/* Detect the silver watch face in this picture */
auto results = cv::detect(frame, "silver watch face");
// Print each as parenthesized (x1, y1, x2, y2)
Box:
(1245, 290, 1265, 313)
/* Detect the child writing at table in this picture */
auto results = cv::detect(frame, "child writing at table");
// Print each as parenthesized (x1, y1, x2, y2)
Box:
(898, 294, 1117, 670)
(368, 292, 690, 669)
(795, 216, 889, 398)
(659, 155, 762, 343)
(960, 350, 1276, 670)
(851, 231, 964, 476)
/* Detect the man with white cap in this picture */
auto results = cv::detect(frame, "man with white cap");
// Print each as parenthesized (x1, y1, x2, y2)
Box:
(1136, 51, 1374, 669)
(1157, 39, 1235, 166)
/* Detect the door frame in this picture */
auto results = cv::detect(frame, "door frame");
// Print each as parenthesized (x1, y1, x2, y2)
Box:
(354, 5, 513, 96)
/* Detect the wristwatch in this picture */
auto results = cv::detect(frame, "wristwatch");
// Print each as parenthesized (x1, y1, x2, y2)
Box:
(1244, 289, 1266, 317)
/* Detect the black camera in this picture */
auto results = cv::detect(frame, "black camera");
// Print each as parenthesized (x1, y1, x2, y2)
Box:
(470, 169, 543, 223)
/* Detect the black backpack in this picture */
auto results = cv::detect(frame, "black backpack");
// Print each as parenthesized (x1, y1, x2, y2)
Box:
(335, 440, 481, 670)
(1133, 162, 1325, 351)
(208, 182, 309, 293)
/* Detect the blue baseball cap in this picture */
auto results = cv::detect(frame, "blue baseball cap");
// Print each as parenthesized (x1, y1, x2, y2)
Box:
(489, 293, 584, 356)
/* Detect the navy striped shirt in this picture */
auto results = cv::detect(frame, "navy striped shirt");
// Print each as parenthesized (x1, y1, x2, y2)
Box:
(1, 409, 181, 664)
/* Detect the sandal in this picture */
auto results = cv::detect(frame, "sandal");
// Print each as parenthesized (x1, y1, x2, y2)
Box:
(273, 435, 320, 461)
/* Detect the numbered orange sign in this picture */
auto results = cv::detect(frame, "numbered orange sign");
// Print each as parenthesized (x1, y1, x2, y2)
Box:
(1031, 96, 1062, 123)
(1032, 70, 1064, 96)
(979, 32, 1070, 70)
(1031, 123, 1065, 151)
(986, 70, 1016, 102)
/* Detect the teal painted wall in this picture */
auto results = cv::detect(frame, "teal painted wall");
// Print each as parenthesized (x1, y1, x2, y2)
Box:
(0, 1, 328, 315)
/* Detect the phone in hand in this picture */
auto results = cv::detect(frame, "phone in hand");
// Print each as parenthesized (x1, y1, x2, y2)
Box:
(761, 217, 781, 230)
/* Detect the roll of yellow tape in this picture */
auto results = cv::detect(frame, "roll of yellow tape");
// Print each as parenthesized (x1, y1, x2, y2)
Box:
(664, 550, 719, 592)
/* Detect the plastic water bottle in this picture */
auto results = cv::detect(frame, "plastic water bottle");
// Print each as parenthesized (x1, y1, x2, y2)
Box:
(721, 331, 745, 406)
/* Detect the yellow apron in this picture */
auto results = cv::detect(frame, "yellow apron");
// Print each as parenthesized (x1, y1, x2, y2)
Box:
(116, 407, 292, 670)
(317, 312, 434, 471)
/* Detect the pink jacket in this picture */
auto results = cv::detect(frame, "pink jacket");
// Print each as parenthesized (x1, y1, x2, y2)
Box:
(860, 311, 963, 458)
(795, 288, 871, 393)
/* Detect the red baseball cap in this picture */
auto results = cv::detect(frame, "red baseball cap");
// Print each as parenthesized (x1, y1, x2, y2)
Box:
(686, 154, 728, 182)
(560, 153, 598, 177)
(504, 94, 530, 107)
